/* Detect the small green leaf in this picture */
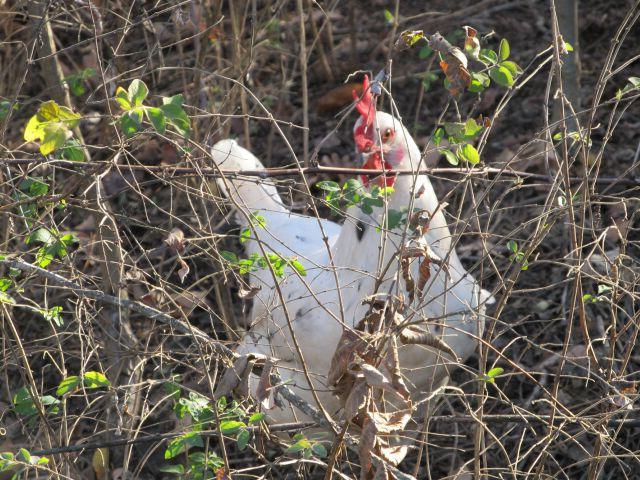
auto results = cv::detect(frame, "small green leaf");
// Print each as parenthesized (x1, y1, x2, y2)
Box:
(237, 429, 250, 451)
(60, 139, 84, 161)
(507, 240, 518, 254)
(27, 228, 54, 246)
(115, 87, 131, 110)
(249, 412, 265, 424)
(83, 371, 111, 389)
(220, 420, 245, 435)
(432, 127, 444, 146)
(401, 30, 424, 46)
(164, 432, 203, 459)
(286, 437, 312, 454)
(289, 259, 307, 277)
(239, 227, 251, 244)
(500, 60, 522, 77)
(13, 386, 37, 416)
(498, 38, 510, 61)
(564, 42, 574, 52)
(487, 367, 504, 379)
(312, 443, 328, 458)
(128, 79, 149, 107)
(220, 250, 238, 264)
(479, 48, 498, 65)
(56, 376, 81, 395)
(442, 149, 459, 166)
(158, 464, 185, 474)
(458, 144, 480, 165)
(120, 111, 141, 137)
(489, 66, 514, 88)
(468, 72, 490, 93)
(383, 9, 394, 25)
(316, 180, 340, 192)
(145, 107, 166, 133)
(42, 306, 63, 327)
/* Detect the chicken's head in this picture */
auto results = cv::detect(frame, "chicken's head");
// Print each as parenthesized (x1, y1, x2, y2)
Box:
(352, 76, 409, 188)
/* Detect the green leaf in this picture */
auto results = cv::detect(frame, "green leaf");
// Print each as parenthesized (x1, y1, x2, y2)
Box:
(487, 367, 504, 379)
(401, 30, 424, 46)
(161, 95, 190, 138)
(489, 66, 514, 88)
(56, 376, 81, 395)
(383, 9, 394, 25)
(0, 291, 15, 305)
(432, 127, 444, 146)
(479, 48, 498, 65)
(18, 448, 31, 463)
(239, 227, 251, 244)
(237, 429, 250, 450)
(0, 278, 11, 292)
(507, 240, 518, 254)
(288, 259, 307, 277)
(220, 250, 238, 264)
(158, 464, 185, 475)
(13, 387, 37, 416)
(128, 79, 149, 107)
(312, 443, 328, 458)
(500, 60, 522, 77)
(248, 412, 265, 424)
(21, 178, 49, 197)
(27, 228, 54, 246)
(464, 118, 483, 138)
(0, 100, 18, 121)
(286, 437, 312, 453)
(39, 124, 67, 156)
(60, 140, 84, 161)
(145, 107, 166, 134)
(120, 109, 142, 137)
(220, 420, 245, 435)
(164, 432, 203, 459)
(316, 180, 340, 193)
(498, 38, 510, 61)
(564, 42, 574, 52)
(163, 381, 182, 400)
(115, 87, 131, 110)
(42, 306, 63, 327)
(468, 72, 490, 93)
(83, 371, 110, 389)
(458, 144, 480, 165)
(442, 149, 459, 166)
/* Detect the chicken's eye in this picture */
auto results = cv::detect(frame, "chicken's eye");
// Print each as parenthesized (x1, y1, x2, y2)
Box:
(382, 128, 395, 143)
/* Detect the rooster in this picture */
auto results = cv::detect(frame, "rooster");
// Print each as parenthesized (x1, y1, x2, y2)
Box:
(211, 76, 492, 432)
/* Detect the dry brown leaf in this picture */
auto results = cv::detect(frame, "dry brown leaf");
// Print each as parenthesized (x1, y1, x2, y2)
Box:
(238, 284, 262, 300)
(177, 257, 189, 283)
(214, 355, 249, 398)
(165, 228, 185, 253)
(256, 360, 275, 409)
(344, 380, 368, 421)
(360, 363, 395, 393)
(92, 447, 109, 480)
(400, 326, 459, 361)
(316, 82, 363, 115)
(328, 329, 368, 388)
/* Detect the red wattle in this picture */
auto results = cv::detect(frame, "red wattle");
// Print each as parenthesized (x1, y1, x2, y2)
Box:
(360, 152, 396, 188)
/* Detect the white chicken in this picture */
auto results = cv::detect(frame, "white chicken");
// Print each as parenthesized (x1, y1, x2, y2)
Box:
(211, 76, 492, 430)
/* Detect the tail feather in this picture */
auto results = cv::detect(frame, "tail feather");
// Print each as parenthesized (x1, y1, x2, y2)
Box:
(211, 139, 287, 216)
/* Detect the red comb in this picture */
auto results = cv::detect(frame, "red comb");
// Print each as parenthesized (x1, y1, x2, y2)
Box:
(352, 75, 375, 127)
